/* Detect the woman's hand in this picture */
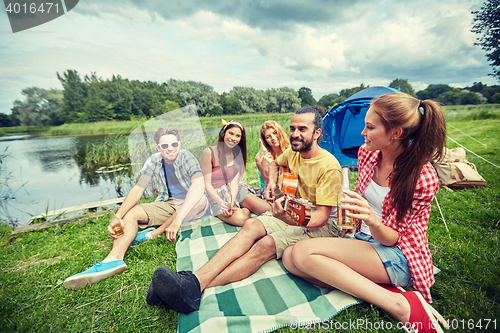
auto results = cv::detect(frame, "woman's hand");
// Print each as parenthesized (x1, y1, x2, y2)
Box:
(341, 190, 379, 227)
(263, 152, 274, 163)
(218, 201, 235, 217)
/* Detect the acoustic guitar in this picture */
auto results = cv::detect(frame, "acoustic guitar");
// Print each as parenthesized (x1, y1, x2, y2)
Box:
(276, 167, 315, 226)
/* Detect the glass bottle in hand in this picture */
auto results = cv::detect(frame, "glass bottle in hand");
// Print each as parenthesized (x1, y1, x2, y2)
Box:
(338, 167, 356, 229)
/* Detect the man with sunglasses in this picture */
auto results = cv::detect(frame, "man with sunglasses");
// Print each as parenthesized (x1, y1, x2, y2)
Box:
(64, 127, 208, 290)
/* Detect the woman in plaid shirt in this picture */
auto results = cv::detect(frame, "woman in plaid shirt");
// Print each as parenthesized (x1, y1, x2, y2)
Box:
(282, 93, 447, 332)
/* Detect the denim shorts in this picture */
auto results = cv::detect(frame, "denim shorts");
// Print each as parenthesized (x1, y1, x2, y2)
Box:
(355, 232, 411, 288)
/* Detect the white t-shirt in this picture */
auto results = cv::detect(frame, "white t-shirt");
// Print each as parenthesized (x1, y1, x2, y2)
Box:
(359, 179, 390, 235)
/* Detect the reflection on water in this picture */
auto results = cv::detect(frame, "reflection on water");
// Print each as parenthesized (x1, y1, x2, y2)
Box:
(0, 134, 135, 226)
(0, 126, 221, 227)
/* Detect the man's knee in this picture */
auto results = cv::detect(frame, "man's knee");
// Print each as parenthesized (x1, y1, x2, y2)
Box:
(241, 218, 266, 237)
(251, 235, 277, 260)
(124, 205, 148, 225)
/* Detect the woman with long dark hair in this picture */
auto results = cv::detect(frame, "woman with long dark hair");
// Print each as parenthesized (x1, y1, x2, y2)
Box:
(282, 93, 447, 332)
(201, 119, 269, 226)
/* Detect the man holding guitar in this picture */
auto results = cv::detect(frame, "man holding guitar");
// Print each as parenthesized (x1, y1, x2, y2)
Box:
(147, 106, 343, 314)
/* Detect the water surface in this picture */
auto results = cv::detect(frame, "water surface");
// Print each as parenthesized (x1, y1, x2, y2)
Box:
(0, 134, 134, 226)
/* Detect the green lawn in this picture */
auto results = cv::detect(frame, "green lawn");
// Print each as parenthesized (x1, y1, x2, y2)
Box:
(1, 114, 499, 332)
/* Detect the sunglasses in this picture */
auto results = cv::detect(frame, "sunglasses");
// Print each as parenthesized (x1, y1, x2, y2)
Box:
(158, 141, 180, 150)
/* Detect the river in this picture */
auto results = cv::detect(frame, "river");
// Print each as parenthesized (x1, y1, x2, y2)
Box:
(0, 134, 136, 227)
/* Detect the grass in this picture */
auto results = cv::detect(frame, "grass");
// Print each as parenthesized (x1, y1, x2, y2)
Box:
(44, 119, 148, 136)
(442, 104, 500, 122)
(1, 109, 499, 332)
(0, 126, 48, 136)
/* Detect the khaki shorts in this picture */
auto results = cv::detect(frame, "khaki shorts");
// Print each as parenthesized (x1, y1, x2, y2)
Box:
(257, 210, 340, 259)
(139, 197, 208, 228)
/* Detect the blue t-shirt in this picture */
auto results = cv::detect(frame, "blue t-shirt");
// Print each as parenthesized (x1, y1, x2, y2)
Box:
(164, 163, 187, 199)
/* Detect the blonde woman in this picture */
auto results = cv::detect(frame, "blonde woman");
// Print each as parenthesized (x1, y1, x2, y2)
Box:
(255, 120, 290, 195)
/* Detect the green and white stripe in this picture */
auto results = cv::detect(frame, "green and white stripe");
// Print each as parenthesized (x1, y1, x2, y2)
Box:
(177, 217, 361, 333)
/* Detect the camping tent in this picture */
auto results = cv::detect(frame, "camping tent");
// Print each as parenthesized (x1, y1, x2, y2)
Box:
(320, 86, 402, 168)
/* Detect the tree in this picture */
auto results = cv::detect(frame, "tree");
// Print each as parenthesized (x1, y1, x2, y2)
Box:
(438, 89, 486, 105)
(298, 87, 317, 107)
(416, 84, 453, 100)
(83, 93, 113, 122)
(472, 0, 500, 81)
(9, 114, 20, 126)
(469, 82, 486, 92)
(57, 70, 87, 123)
(492, 92, 500, 103)
(105, 75, 133, 120)
(0, 113, 13, 127)
(163, 100, 181, 113)
(220, 93, 243, 115)
(318, 93, 343, 109)
(130, 81, 167, 118)
(338, 83, 368, 99)
(83, 73, 114, 122)
(229, 87, 267, 113)
(164, 79, 220, 115)
(389, 79, 416, 97)
(464, 82, 500, 103)
(265, 88, 301, 113)
(207, 104, 223, 116)
(10, 87, 63, 126)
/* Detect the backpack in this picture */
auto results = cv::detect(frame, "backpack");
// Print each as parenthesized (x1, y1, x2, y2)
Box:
(433, 147, 487, 189)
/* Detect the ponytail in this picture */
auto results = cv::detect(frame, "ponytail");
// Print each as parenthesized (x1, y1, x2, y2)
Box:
(371, 94, 446, 224)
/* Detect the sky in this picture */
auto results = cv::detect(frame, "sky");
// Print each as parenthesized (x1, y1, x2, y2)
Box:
(0, 0, 497, 115)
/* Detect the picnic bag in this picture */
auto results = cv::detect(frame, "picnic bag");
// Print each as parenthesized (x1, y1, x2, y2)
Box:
(433, 147, 487, 189)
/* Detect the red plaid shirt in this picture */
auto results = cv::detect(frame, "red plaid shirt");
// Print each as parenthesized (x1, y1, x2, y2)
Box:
(355, 145, 437, 303)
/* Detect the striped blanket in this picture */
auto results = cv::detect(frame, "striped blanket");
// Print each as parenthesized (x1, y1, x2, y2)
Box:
(176, 217, 361, 333)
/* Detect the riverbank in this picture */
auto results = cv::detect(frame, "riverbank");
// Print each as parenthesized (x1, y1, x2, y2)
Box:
(1, 118, 499, 332)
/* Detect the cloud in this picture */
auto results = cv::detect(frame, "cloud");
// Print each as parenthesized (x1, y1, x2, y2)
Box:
(169, 0, 490, 82)
(122, 0, 371, 30)
(69, 0, 493, 86)
(0, 0, 496, 114)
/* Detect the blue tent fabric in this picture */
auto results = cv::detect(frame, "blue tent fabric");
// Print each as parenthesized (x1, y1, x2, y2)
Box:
(320, 86, 402, 168)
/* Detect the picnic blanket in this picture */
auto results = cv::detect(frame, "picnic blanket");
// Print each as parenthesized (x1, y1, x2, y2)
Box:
(176, 217, 362, 333)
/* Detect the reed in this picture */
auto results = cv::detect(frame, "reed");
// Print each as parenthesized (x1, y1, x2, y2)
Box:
(75, 134, 131, 170)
